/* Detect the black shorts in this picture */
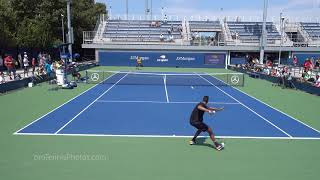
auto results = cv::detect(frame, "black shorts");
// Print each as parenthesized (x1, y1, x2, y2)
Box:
(190, 121, 209, 132)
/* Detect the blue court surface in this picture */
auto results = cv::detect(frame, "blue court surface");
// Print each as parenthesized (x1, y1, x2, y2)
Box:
(14, 72, 320, 139)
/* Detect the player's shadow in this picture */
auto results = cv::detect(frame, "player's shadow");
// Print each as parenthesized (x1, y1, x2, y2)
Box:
(194, 137, 215, 149)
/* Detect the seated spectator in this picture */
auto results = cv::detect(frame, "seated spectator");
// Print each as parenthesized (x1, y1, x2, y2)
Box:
(293, 56, 298, 66)
(150, 21, 156, 27)
(262, 67, 271, 75)
(0, 71, 4, 84)
(303, 58, 312, 72)
(266, 60, 273, 68)
(316, 58, 320, 68)
(277, 70, 286, 88)
(301, 70, 312, 82)
(169, 34, 174, 42)
(285, 73, 295, 89)
(160, 33, 164, 41)
(313, 75, 320, 87)
(167, 28, 171, 34)
(177, 25, 183, 32)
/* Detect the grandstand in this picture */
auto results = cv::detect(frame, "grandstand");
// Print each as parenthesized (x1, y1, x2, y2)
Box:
(300, 22, 320, 41)
(84, 15, 320, 48)
(226, 21, 281, 45)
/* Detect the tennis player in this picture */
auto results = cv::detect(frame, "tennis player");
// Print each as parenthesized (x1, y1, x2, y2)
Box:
(136, 56, 143, 70)
(189, 96, 224, 151)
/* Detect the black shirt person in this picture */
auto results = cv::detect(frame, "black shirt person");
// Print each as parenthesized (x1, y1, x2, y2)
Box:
(189, 96, 224, 151)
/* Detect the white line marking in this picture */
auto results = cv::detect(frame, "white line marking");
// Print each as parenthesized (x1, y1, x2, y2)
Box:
(234, 84, 320, 134)
(197, 73, 293, 138)
(163, 75, 169, 103)
(54, 73, 129, 134)
(13, 132, 320, 140)
(95, 100, 241, 105)
(206, 72, 320, 134)
(13, 73, 117, 134)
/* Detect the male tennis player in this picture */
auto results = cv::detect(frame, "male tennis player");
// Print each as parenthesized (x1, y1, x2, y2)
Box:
(136, 56, 143, 70)
(189, 96, 224, 151)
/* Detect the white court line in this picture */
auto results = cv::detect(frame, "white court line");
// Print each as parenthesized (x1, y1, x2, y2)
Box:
(95, 100, 241, 105)
(234, 84, 320, 134)
(205, 72, 320, 134)
(197, 73, 293, 138)
(13, 132, 320, 140)
(13, 73, 117, 134)
(163, 75, 169, 103)
(54, 73, 129, 134)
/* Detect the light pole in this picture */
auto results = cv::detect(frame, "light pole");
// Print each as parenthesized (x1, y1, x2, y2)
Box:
(278, 12, 285, 65)
(259, 0, 268, 64)
(67, 0, 72, 61)
(61, 14, 65, 43)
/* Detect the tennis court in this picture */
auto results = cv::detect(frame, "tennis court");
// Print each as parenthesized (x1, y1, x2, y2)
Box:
(14, 70, 320, 139)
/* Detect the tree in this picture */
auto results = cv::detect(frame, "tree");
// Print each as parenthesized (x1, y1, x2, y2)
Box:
(0, 0, 17, 48)
(0, 0, 106, 54)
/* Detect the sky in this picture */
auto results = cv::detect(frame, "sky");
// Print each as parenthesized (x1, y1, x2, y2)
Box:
(96, 0, 320, 22)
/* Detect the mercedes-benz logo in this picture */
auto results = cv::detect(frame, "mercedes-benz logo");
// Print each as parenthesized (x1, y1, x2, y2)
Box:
(230, 75, 240, 84)
(90, 73, 100, 82)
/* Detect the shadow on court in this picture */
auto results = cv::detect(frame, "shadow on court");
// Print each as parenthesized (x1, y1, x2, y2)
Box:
(193, 137, 215, 149)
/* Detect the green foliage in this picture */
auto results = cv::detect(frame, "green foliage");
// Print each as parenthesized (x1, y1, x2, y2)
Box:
(0, 0, 106, 50)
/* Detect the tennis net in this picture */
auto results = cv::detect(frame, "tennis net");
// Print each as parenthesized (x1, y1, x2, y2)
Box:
(85, 70, 244, 87)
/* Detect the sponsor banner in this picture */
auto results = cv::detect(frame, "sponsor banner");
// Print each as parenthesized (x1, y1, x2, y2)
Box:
(204, 54, 226, 67)
(99, 51, 226, 68)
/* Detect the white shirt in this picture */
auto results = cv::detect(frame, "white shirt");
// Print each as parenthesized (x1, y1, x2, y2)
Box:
(0, 75, 4, 83)
(23, 57, 29, 67)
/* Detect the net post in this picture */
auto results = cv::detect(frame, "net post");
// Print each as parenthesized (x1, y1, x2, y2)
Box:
(227, 74, 229, 86)
(242, 73, 245, 87)
(85, 70, 88, 84)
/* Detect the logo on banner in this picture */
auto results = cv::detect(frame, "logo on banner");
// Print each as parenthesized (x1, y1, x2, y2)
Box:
(176, 56, 195, 61)
(157, 55, 169, 62)
(230, 75, 240, 84)
(130, 56, 149, 61)
(91, 73, 100, 82)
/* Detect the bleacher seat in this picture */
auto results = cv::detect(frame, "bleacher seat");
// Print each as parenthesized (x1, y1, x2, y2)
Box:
(227, 21, 281, 43)
(300, 22, 320, 40)
(104, 20, 183, 43)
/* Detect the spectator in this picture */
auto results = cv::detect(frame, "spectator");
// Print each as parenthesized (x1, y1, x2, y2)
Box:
(313, 75, 320, 87)
(293, 56, 298, 66)
(301, 70, 311, 82)
(31, 57, 37, 75)
(4, 55, 15, 80)
(45, 61, 54, 78)
(285, 73, 295, 89)
(23, 53, 29, 77)
(266, 60, 273, 68)
(316, 58, 320, 69)
(0, 55, 3, 71)
(18, 53, 23, 69)
(150, 21, 156, 27)
(303, 58, 312, 72)
(0, 71, 4, 84)
(160, 33, 164, 41)
(169, 34, 174, 42)
(167, 28, 171, 34)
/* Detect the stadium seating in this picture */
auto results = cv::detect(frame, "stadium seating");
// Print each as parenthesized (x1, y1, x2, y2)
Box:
(300, 22, 320, 40)
(189, 21, 221, 32)
(103, 20, 183, 43)
(227, 21, 281, 44)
